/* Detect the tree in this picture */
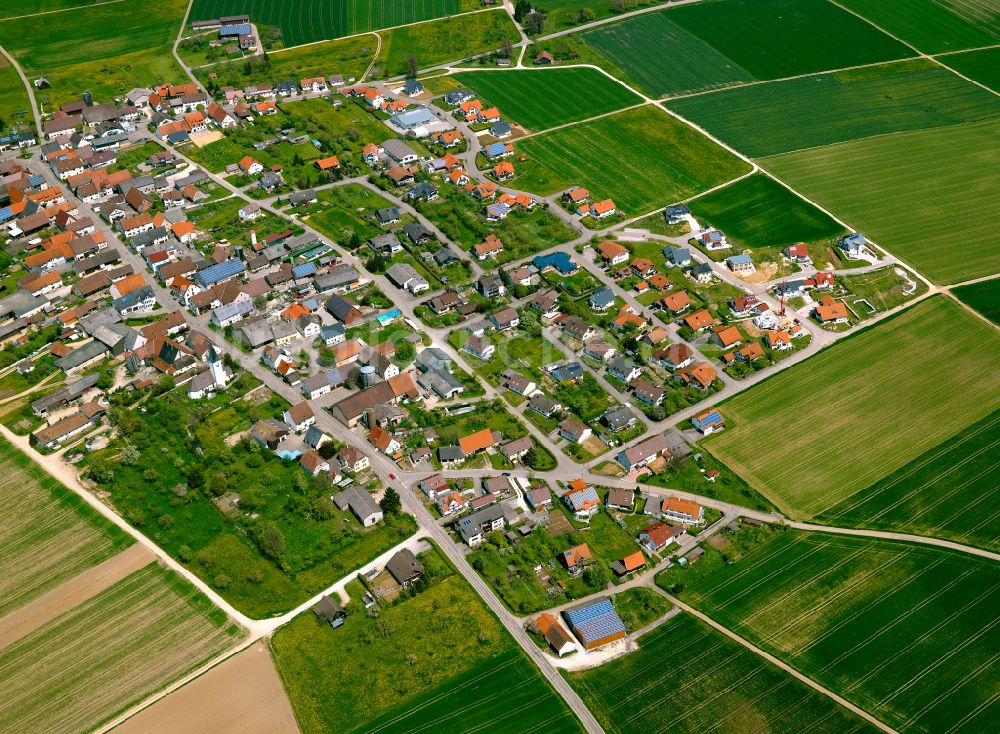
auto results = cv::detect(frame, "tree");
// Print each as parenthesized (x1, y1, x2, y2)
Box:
(524, 11, 546, 35)
(613, 0, 626, 12)
(317, 441, 338, 460)
(380, 487, 402, 515)
(584, 563, 611, 590)
(119, 439, 140, 466)
(395, 341, 415, 362)
(514, 0, 532, 22)
(499, 37, 513, 60)
(405, 54, 419, 78)
(578, 7, 595, 23)
(260, 524, 285, 561)
(523, 446, 538, 468)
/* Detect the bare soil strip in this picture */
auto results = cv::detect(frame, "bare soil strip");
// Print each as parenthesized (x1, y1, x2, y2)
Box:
(0, 544, 154, 651)
(111, 641, 299, 734)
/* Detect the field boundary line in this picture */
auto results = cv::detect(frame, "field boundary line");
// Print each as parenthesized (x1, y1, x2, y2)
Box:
(93, 635, 259, 734)
(786, 521, 1000, 562)
(0, 42, 41, 136)
(361, 31, 382, 81)
(655, 593, 899, 734)
(825, 0, 1000, 99)
(511, 100, 650, 140)
(754, 116, 1000, 161)
(535, 0, 704, 43)
(0, 0, 125, 23)
(941, 288, 1000, 333)
(933, 41, 1000, 57)
(661, 55, 924, 102)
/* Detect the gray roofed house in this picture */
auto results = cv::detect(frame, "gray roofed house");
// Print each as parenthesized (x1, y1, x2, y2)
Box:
(381, 138, 419, 164)
(313, 264, 360, 292)
(0, 292, 49, 319)
(332, 485, 383, 526)
(386, 262, 429, 293)
(500, 435, 533, 460)
(369, 232, 402, 257)
(433, 247, 456, 267)
(375, 206, 400, 225)
(602, 404, 637, 432)
(589, 287, 615, 311)
(31, 373, 100, 415)
(417, 368, 463, 398)
(236, 320, 274, 348)
(402, 221, 433, 243)
(386, 548, 424, 587)
(288, 188, 317, 206)
(406, 181, 438, 202)
(438, 444, 465, 465)
(443, 89, 475, 105)
(55, 340, 108, 372)
(664, 246, 692, 266)
(415, 347, 451, 373)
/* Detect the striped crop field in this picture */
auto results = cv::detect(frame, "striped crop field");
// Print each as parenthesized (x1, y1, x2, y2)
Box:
(838, 0, 1000, 54)
(581, 0, 911, 98)
(568, 611, 881, 734)
(0, 564, 240, 734)
(675, 530, 1000, 734)
(817, 408, 1000, 552)
(0, 439, 131, 617)
(189, 0, 475, 47)
(514, 105, 752, 214)
(952, 278, 1000, 326)
(454, 68, 643, 132)
(942, 46, 1000, 93)
(762, 120, 1000, 284)
(668, 61, 1000, 157)
(706, 297, 1000, 517)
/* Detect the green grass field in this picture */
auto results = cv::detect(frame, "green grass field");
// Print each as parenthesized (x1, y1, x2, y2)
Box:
(0, 564, 239, 734)
(0, 439, 132, 616)
(952, 278, 1000, 325)
(669, 61, 1000, 157)
(706, 297, 1000, 517)
(941, 46, 1000, 93)
(189, 0, 476, 47)
(515, 105, 752, 213)
(0, 0, 106, 19)
(568, 611, 881, 734)
(536, 0, 666, 34)
(671, 530, 1000, 734)
(0, 0, 187, 105)
(817, 407, 1000, 551)
(376, 9, 519, 76)
(688, 172, 846, 249)
(453, 68, 642, 131)
(838, 0, 1000, 54)
(272, 548, 582, 733)
(582, 0, 910, 98)
(0, 58, 31, 133)
(762, 120, 1000, 284)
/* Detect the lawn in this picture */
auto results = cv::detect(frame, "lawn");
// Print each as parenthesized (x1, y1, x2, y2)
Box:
(610, 587, 670, 632)
(515, 105, 752, 214)
(952, 278, 1000, 326)
(941, 46, 1000, 93)
(299, 183, 394, 244)
(0, 58, 31, 133)
(195, 34, 378, 92)
(581, 0, 910, 98)
(189, 0, 476, 47)
(454, 67, 642, 131)
(688, 172, 846, 249)
(706, 297, 1000, 518)
(415, 183, 577, 262)
(568, 610, 882, 734)
(376, 9, 520, 76)
(669, 60, 1000, 157)
(0, 0, 187, 105)
(836, 266, 927, 318)
(0, 438, 132, 616)
(529, 0, 666, 34)
(838, 0, 1000, 54)
(668, 530, 1000, 734)
(761, 120, 1000, 284)
(271, 546, 582, 733)
(85, 384, 416, 617)
(816, 407, 1000, 552)
(0, 564, 240, 734)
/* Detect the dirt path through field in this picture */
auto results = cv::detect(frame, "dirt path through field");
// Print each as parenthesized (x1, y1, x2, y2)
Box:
(0, 543, 154, 650)
(111, 641, 299, 734)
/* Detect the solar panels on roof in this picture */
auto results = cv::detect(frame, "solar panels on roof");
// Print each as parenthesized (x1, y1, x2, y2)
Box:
(565, 600, 626, 645)
(219, 23, 252, 36)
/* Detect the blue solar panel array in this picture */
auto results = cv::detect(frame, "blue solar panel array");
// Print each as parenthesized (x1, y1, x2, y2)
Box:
(195, 258, 246, 288)
(220, 23, 252, 36)
(565, 600, 625, 644)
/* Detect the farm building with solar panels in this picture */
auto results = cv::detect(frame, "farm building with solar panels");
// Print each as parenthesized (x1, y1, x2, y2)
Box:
(563, 599, 626, 650)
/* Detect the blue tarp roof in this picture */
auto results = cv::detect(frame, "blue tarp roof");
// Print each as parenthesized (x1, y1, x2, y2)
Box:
(533, 252, 577, 275)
